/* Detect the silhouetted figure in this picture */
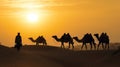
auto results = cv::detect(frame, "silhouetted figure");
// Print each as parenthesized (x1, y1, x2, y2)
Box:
(52, 33, 74, 49)
(94, 32, 110, 50)
(15, 33, 22, 51)
(28, 36, 47, 46)
(73, 33, 96, 50)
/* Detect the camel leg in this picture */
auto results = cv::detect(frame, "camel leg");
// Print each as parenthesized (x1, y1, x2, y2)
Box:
(61, 42, 65, 48)
(90, 43, 92, 50)
(106, 44, 109, 50)
(94, 44, 96, 50)
(108, 44, 109, 49)
(105, 44, 107, 49)
(68, 42, 70, 48)
(102, 43, 104, 50)
(97, 44, 100, 49)
(61, 42, 63, 48)
(36, 42, 39, 46)
(105, 43, 109, 50)
(97, 42, 101, 50)
(72, 43, 74, 49)
(63, 43, 65, 48)
(69, 42, 74, 49)
(43, 42, 45, 46)
(44, 42, 47, 46)
(93, 42, 96, 50)
(45, 42, 47, 46)
(85, 44, 87, 50)
(81, 44, 84, 50)
(71, 42, 74, 49)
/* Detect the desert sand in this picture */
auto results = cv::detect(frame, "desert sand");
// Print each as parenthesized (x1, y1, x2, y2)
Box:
(0, 44, 120, 67)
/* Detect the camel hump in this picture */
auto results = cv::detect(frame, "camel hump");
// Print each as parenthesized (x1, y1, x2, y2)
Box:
(83, 33, 89, 40)
(82, 33, 94, 42)
(61, 33, 67, 39)
(36, 36, 46, 41)
(66, 33, 71, 38)
(100, 32, 109, 42)
(61, 33, 72, 41)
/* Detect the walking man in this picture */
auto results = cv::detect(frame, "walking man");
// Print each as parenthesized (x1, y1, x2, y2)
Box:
(15, 32, 22, 51)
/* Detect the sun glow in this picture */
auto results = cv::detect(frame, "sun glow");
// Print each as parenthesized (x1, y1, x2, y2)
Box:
(26, 12, 39, 23)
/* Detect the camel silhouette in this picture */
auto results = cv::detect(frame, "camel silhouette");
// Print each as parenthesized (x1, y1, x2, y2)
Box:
(73, 33, 96, 50)
(94, 33, 109, 49)
(52, 33, 74, 48)
(29, 36, 47, 46)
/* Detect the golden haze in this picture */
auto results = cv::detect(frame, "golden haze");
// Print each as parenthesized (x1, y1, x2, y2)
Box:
(0, 0, 120, 47)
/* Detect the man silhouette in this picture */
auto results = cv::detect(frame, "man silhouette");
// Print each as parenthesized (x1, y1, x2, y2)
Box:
(15, 32, 22, 51)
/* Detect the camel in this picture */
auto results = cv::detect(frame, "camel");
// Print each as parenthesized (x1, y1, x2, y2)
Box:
(52, 33, 74, 48)
(73, 33, 96, 50)
(94, 33, 109, 49)
(28, 36, 47, 46)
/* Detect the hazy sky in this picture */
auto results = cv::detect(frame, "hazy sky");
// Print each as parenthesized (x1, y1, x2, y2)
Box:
(0, 0, 120, 47)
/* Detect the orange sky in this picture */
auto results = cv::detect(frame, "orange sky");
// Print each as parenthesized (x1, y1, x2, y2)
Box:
(0, 0, 120, 47)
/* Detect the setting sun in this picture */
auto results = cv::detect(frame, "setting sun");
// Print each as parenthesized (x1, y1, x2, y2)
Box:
(26, 12, 39, 23)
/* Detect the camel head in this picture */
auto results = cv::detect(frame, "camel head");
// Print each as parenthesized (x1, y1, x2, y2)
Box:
(73, 37, 78, 39)
(94, 33, 100, 41)
(73, 36, 82, 42)
(52, 35, 61, 42)
(94, 33, 99, 37)
(28, 37, 36, 42)
(52, 35, 57, 38)
(28, 37, 33, 40)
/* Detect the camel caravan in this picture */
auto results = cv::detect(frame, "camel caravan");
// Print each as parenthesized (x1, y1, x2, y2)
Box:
(29, 32, 110, 50)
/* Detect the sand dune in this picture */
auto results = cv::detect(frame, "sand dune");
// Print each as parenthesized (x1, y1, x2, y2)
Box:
(0, 45, 120, 67)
